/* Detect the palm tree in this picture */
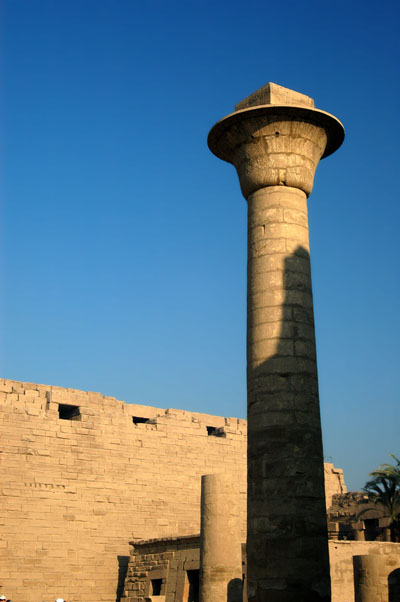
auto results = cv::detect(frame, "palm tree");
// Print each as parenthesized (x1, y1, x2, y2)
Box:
(358, 454, 400, 542)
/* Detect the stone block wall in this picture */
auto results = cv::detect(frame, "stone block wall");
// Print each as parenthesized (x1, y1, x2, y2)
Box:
(122, 536, 201, 601)
(123, 539, 400, 602)
(329, 541, 400, 602)
(0, 379, 246, 602)
(0, 378, 347, 602)
(324, 462, 347, 509)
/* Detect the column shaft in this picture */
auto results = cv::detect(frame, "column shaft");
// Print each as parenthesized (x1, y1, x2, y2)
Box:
(208, 81, 344, 602)
(353, 555, 387, 602)
(200, 474, 243, 602)
(246, 186, 330, 602)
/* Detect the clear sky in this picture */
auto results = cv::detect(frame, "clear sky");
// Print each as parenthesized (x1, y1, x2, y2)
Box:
(1, 0, 399, 491)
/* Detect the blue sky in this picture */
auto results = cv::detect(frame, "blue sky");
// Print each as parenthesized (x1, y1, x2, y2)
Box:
(1, 0, 399, 490)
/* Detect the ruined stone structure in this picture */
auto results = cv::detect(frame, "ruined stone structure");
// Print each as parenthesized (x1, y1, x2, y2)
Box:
(208, 82, 345, 601)
(123, 538, 400, 602)
(0, 378, 347, 602)
(327, 491, 396, 543)
(324, 463, 347, 509)
(123, 535, 201, 602)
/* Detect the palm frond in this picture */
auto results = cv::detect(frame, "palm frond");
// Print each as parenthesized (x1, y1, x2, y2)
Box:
(359, 454, 400, 524)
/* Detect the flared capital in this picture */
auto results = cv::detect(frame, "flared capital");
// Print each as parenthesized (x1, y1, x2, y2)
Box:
(208, 83, 344, 198)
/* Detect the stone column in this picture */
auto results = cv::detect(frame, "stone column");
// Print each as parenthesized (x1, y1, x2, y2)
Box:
(208, 83, 344, 602)
(353, 554, 387, 602)
(353, 521, 366, 541)
(200, 474, 243, 602)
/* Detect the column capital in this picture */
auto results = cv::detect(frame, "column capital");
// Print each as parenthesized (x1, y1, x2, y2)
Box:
(208, 82, 344, 198)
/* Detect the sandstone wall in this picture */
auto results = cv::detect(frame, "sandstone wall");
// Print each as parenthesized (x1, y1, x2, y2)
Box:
(329, 541, 400, 602)
(122, 536, 201, 601)
(0, 378, 345, 602)
(124, 539, 400, 602)
(0, 379, 246, 602)
(324, 462, 347, 509)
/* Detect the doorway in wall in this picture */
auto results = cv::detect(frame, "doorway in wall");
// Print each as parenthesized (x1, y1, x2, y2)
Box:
(182, 569, 199, 602)
(388, 568, 400, 602)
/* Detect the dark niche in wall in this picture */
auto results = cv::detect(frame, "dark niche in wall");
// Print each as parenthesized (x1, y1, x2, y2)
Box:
(132, 416, 150, 425)
(58, 404, 81, 421)
(206, 426, 225, 437)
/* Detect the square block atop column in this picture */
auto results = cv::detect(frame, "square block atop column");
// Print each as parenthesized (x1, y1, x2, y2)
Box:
(235, 82, 314, 111)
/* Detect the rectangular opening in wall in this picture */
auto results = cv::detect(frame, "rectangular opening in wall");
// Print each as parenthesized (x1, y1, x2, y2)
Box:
(151, 578, 162, 595)
(132, 416, 149, 425)
(58, 404, 81, 421)
(364, 518, 379, 541)
(206, 426, 224, 437)
(183, 570, 199, 602)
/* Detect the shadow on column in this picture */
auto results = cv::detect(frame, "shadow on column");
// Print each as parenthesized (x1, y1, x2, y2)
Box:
(247, 245, 330, 602)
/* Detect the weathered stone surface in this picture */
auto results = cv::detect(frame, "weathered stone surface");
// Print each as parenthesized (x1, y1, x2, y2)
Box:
(123, 538, 400, 602)
(0, 377, 347, 602)
(353, 554, 387, 602)
(208, 83, 345, 602)
(211, 117, 328, 197)
(0, 379, 247, 602)
(247, 188, 329, 601)
(235, 82, 315, 111)
(329, 541, 400, 602)
(208, 86, 344, 197)
(200, 474, 242, 602)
